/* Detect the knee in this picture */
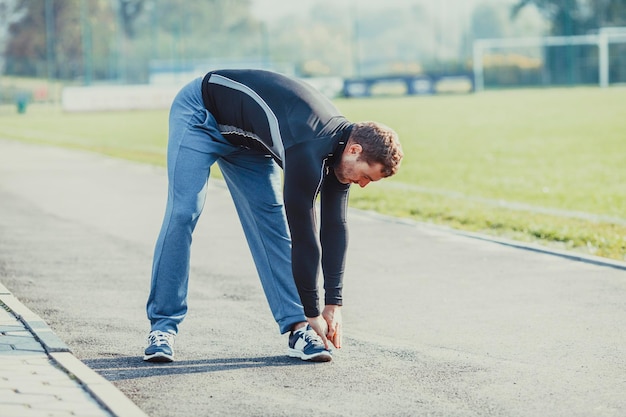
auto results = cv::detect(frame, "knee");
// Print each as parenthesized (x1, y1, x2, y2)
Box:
(169, 204, 202, 227)
(260, 201, 284, 214)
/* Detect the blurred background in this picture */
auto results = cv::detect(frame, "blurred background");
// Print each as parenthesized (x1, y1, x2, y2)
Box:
(1, 0, 626, 105)
(1, 0, 624, 260)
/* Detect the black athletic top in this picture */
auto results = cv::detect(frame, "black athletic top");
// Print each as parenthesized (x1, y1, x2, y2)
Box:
(201, 69, 352, 317)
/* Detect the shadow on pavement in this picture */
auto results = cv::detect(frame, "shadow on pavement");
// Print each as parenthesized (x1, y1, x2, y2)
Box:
(83, 355, 315, 381)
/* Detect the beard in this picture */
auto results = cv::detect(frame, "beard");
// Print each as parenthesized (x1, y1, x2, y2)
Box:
(333, 164, 352, 184)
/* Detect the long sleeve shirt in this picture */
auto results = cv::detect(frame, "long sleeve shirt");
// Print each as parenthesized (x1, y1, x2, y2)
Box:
(201, 69, 352, 317)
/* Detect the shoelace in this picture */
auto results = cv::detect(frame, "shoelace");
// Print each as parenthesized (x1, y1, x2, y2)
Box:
(148, 330, 174, 347)
(301, 328, 324, 347)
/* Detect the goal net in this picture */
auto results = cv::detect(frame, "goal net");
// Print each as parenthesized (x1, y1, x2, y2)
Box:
(473, 28, 626, 90)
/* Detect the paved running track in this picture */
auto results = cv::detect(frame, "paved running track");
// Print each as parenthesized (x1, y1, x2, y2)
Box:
(1, 138, 624, 417)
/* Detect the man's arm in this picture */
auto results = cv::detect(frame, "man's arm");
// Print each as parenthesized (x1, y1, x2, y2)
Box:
(282, 145, 326, 318)
(319, 171, 350, 306)
(319, 172, 349, 348)
(283, 144, 349, 348)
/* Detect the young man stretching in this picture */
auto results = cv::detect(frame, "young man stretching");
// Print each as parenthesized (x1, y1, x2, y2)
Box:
(144, 69, 403, 362)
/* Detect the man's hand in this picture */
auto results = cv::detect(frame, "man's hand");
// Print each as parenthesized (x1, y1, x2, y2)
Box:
(322, 305, 342, 349)
(306, 315, 330, 349)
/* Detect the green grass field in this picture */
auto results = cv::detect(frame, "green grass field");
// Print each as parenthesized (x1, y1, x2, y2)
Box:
(1, 86, 625, 261)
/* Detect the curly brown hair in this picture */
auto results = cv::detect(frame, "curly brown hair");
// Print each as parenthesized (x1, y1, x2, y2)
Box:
(349, 122, 403, 177)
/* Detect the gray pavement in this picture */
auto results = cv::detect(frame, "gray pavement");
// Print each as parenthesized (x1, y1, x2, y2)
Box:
(0, 138, 625, 417)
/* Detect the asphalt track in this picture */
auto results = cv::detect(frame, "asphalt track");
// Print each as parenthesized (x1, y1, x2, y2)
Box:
(1, 138, 625, 417)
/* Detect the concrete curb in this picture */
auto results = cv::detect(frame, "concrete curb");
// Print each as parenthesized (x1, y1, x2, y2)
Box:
(351, 208, 626, 272)
(0, 282, 149, 417)
(51, 351, 149, 417)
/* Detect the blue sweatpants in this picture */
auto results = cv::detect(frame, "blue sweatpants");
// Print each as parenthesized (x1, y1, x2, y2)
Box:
(146, 77, 307, 335)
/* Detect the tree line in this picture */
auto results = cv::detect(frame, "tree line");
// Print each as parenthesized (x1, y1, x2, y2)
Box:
(0, 0, 625, 84)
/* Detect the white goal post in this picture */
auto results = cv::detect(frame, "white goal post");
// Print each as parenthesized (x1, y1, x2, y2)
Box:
(473, 27, 626, 91)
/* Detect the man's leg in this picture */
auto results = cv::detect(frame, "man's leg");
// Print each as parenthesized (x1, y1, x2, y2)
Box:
(217, 152, 307, 334)
(147, 79, 234, 336)
(147, 146, 213, 334)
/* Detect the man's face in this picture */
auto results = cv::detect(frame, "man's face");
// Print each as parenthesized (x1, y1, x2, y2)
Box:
(334, 144, 385, 188)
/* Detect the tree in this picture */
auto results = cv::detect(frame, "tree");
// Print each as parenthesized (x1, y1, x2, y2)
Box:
(118, 0, 144, 38)
(583, 0, 626, 27)
(512, 0, 626, 35)
(3, 0, 260, 81)
(0, 0, 26, 73)
(4, 0, 93, 79)
(512, 0, 626, 84)
(471, 3, 512, 39)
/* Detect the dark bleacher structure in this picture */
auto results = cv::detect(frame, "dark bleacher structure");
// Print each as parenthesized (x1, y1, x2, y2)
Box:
(342, 73, 474, 97)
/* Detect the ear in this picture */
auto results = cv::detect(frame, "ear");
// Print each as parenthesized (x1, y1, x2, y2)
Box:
(348, 143, 362, 155)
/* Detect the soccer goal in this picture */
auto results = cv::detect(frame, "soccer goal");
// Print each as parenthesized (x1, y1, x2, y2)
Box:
(473, 27, 626, 91)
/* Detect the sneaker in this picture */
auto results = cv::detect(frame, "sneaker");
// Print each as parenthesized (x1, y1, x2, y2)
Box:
(288, 325, 332, 362)
(143, 330, 175, 363)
